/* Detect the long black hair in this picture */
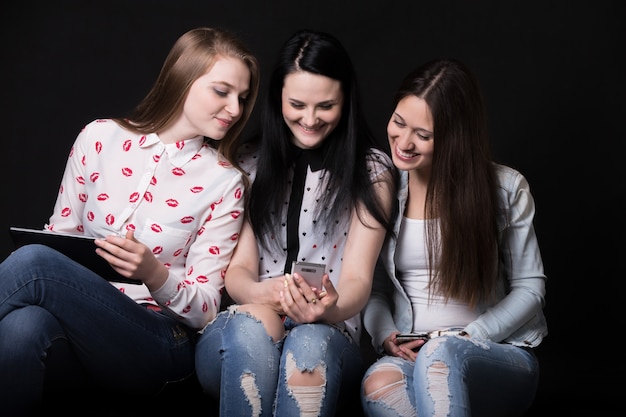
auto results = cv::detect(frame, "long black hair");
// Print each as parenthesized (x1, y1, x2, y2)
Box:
(248, 29, 396, 251)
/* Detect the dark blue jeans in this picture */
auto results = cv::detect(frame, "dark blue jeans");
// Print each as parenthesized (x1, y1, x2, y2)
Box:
(0, 244, 196, 416)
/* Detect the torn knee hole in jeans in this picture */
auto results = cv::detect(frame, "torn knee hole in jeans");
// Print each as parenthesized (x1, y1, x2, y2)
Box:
(285, 351, 325, 415)
(363, 363, 403, 400)
(240, 372, 262, 417)
(363, 363, 415, 417)
(427, 360, 451, 416)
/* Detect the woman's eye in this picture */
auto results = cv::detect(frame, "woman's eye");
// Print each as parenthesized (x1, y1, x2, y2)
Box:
(417, 132, 431, 141)
(393, 120, 406, 128)
(290, 102, 305, 109)
(318, 104, 333, 111)
(214, 89, 228, 97)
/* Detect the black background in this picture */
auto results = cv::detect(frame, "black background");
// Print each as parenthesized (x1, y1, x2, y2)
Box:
(2, 1, 624, 412)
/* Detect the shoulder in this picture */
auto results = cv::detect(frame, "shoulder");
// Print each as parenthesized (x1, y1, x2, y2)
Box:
(236, 140, 260, 178)
(72, 119, 130, 150)
(77, 119, 133, 143)
(493, 163, 537, 221)
(365, 148, 394, 176)
(199, 145, 244, 176)
(494, 163, 530, 193)
(81, 118, 123, 133)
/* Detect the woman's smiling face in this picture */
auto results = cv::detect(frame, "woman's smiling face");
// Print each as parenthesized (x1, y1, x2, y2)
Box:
(281, 71, 343, 149)
(387, 95, 434, 173)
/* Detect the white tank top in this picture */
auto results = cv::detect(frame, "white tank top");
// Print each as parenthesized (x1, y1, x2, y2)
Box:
(395, 217, 479, 332)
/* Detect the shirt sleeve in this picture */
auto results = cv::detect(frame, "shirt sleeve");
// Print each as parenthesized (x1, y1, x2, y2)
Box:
(362, 257, 399, 353)
(45, 125, 90, 234)
(150, 171, 245, 330)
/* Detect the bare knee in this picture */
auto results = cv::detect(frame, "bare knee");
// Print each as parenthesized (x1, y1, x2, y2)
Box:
(362, 364, 416, 417)
(236, 304, 285, 342)
(363, 365, 404, 399)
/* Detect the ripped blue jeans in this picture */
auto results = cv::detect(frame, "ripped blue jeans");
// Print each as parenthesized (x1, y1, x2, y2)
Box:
(195, 306, 362, 416)
(361, 335, 539, 417)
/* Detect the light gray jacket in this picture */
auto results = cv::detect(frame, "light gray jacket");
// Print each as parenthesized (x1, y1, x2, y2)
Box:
(363, 164, 548, 353)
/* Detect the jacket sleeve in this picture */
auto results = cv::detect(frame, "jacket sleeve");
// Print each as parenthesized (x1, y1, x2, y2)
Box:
(464, 167, 547, 345)
(362, 256, 398, 354)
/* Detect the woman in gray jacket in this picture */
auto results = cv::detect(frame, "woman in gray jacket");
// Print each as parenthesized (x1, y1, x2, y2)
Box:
(361, 59, 547, 417)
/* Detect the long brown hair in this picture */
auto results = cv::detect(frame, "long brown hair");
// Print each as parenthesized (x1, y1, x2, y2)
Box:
(394, 59, 500, 307)
(115, 27, 260, 173)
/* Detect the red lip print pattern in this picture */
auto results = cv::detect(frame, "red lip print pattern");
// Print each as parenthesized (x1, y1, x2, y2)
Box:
(212, 197, 224, 208)
(47, 119, 247, 330)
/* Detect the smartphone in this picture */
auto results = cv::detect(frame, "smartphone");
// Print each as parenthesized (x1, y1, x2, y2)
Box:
(291, 261, 325, 289)
(395, 333, 430, 344)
